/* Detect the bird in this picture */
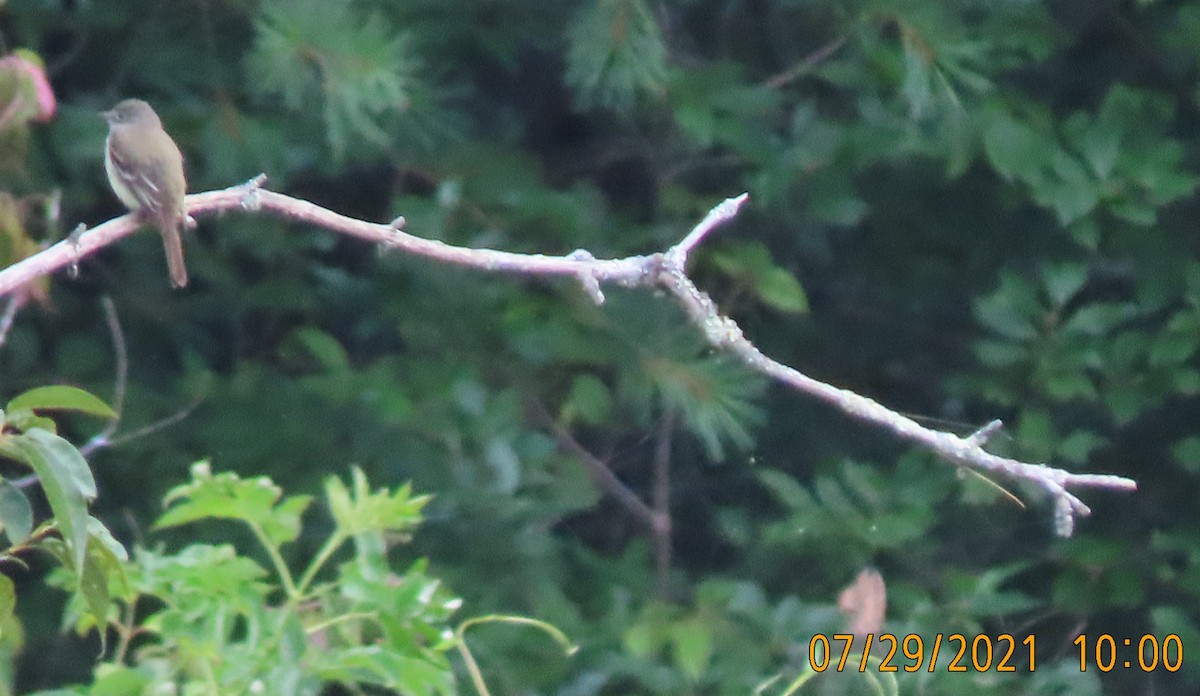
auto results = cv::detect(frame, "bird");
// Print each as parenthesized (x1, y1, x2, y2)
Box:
(101, 99, 189, 288)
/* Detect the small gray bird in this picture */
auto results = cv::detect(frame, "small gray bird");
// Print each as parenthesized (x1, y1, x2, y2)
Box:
(101, 99, 189, 288)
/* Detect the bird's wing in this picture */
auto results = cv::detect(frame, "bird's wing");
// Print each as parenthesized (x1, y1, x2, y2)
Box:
(107, 129, 186, 221)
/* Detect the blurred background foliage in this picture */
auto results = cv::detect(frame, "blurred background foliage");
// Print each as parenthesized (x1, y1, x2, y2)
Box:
(0, 0, 1198, 693)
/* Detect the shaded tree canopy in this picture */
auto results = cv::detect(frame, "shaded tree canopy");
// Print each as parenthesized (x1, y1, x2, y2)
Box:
(0, 0, 1198, 694)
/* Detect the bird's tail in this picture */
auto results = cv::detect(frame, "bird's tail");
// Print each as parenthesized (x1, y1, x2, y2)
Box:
(159, 218, 188, 288)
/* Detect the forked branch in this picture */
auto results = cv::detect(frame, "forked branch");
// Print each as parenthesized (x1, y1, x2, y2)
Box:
(0, 176, 1137, 535)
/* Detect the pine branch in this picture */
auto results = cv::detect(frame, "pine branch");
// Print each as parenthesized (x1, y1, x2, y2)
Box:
(0, 176, 1137, 536)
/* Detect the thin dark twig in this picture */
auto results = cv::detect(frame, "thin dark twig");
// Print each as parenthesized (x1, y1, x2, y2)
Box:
(81, 296, 128, 456)
(105, 399, 202, 449)
(529, 400, 658, 531)
(765, 35, 849, 89)
(652, 410, 675, 597)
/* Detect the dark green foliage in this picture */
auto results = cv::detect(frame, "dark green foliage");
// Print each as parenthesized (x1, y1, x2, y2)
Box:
(1, 0, 1199, 694)
(567, 0, 669, 110)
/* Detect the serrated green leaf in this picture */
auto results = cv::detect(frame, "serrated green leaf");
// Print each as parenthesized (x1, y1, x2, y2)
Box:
(156, 463, 312, 547)
(6, 386, 115, 419)
(326, 467, 429, 537)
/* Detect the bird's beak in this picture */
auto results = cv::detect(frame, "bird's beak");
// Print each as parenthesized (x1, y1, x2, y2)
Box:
(99, 110, 115, 123)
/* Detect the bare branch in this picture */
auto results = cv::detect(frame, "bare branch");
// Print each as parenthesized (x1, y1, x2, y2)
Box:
(0, 181, 1136, 535)
(0, 176, 655, 297)
(765, 36, 849, 89)
(652, 410, 675, 597)
(649, 254, 1136, 535)
(665, 193, 749, 267)
(105, 399, 201, 448)
(80, 296, 128, 456)
(529, 400, 660, 531)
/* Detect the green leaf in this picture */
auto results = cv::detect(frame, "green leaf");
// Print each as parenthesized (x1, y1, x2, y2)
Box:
(77, 521, 130, 647)
(1041, 263, 1088, 307)
(7, 429, 95, 570)
(756, 267, 808, 314)
(1067, 110, 1120, 181)
(623, 603, 677, 656)
(623, 620, 662, 656)
(1171, 437, 1200, 474)
(280, 327, 351, 372)
(1150, 606, 1200, 668)
(670, 618, 712, 680)
(974, 339, 1028, 368)
(983, 111, 1048, 182)
(566, 374, 613, 425)
(317, 646, 453, 695)
(1041, 150, 1101, 224)
(1056, 430, 1105, 465)
(156, 462, 312, 547)
(0, 573, 13, 626)
(974, 272, 1041, 340)
(1061, 303, 1137, 336)
(88, 666, 153, 695)
(326, 467, 429, 537)
(1149, 324, 1200, 367)
(806, 173, 867, 225)
(139, 544, 270, 601)
(0, 479, 32, 545)
(2, 412, 58, 434)
(757, 469, 814, 512)
(6, 386, 115, 419)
